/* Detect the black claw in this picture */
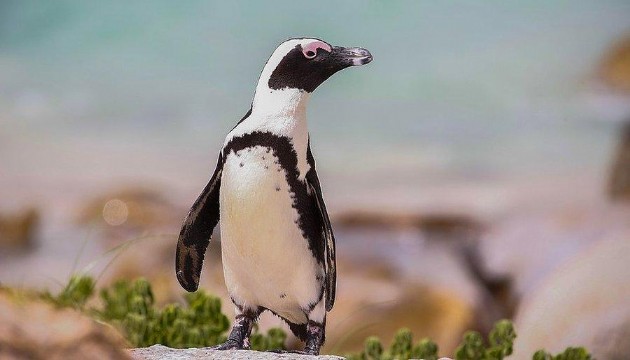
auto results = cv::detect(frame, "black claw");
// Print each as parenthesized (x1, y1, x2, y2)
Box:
(212, 339, 241, 350)
(270, 349, 310, 355)
(304, 348, 320, 356)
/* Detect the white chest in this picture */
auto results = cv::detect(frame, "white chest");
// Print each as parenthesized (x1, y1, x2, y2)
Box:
(219, 147, 321, 319)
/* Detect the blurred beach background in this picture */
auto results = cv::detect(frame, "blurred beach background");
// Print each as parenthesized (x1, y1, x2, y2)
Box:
(1, 1, 630, 358)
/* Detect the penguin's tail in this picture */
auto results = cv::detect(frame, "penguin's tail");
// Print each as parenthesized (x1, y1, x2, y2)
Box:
(268, 309, 323, 343)
(286, 321, 308, 342)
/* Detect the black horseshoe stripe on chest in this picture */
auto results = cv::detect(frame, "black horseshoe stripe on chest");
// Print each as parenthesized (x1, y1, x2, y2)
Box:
(222, 131, 326, 266)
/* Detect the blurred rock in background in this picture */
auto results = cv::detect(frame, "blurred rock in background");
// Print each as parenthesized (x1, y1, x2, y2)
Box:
(609, 121, 630, 201)
(596, 34, 630, 201)
(0, 290, 130, 360)
(75, 187, 185, 241)
(0, 208, 40, 252)
(598, 35, 630, 93)
(511, 235, 630, 359)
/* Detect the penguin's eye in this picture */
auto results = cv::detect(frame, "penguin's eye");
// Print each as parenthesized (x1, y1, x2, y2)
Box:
(301, 41, 331, 60)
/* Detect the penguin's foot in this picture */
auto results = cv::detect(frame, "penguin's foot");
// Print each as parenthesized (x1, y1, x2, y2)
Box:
(303, 320, 325, 355)
(213, 312, 257, 350)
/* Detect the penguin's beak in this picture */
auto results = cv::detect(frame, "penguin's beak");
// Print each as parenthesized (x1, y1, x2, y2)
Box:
(329, 46, 373, 67)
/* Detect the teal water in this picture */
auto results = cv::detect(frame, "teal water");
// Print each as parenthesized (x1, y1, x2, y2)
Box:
(1, 1, 630, 202)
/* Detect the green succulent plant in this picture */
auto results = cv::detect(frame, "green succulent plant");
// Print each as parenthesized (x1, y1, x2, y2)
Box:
(38, 275, 593, 358)
(346, 319, 591, 360)
(454, 319, 516, 360)
(41, 274, 95, 309)
(346, 328, 439, 360)
(41, 275, 285, 350)
(533, 347, 592, 360)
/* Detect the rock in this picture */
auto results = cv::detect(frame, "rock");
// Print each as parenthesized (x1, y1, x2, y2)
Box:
(609, 122, 630, 201)
(0, 291, 130, 360)
(593, 35, 630, 200)
(129, 345, 344, 360)
(323, 260, 474, 355)
(511, 235, 630, 359)
(598, 35, 630, 94)
(480, 204, 630, 297)
(0, 207, 39, 251)
(333, 210, 484, 237)
(102, 230, 226, 307)
(75, 187, 184, 241)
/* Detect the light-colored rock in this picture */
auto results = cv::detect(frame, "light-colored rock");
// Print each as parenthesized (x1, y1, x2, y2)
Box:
(129, 345, 344, 360)
(0, 291, 130, 360)
(480, 204, 630, 297)
(512, 235, 630, 359)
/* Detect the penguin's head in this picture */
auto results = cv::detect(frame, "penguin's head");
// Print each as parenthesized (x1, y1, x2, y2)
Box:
(260, 38, 372, 93)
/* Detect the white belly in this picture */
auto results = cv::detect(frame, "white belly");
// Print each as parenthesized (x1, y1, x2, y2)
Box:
(219, 146, 321, 323)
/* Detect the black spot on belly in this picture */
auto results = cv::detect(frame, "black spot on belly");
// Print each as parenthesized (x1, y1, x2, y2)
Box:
(239, 162, 244, 167)
(279, 293, 286, 299)
(275, 186, 280, 191)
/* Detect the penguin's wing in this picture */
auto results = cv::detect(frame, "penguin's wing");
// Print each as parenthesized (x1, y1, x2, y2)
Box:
(176, 152, 223, 292)
(306, 144, 337, 311)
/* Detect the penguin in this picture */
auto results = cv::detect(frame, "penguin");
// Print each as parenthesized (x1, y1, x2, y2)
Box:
(175, 38, 372, 355)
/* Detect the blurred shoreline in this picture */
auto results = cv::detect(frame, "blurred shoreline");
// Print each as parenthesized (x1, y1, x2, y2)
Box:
(0, 158, 610, 289)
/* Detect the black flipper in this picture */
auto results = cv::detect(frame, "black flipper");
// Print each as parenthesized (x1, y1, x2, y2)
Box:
(176, 153, 223, 292)
(306, 142, 337, 311)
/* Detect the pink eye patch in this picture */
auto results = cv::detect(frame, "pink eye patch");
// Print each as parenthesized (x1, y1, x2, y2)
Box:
(302, 41, 332, 59)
